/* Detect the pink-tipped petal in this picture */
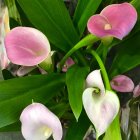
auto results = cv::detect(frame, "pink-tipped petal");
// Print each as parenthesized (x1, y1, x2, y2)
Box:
(110, 75, 134, 92)
(133, 84, 140, 98)
(20, 103, 62, 140)
(86, 70, 105, 94)
(82, 88, 120, 138)
(101, 3, 137, 39)
(5, 27, 51, 66)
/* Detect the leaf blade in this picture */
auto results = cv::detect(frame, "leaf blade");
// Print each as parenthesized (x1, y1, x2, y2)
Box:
(109, 31, 140, 78)
(17, 0, 79, 52)
(0, 73, 65, 128)
(66, 65, 89, 120)
(73, 0, 102, 36)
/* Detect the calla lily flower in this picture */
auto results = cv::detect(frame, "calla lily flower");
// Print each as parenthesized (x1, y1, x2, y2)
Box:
(82, 70, 120, 138)
(133, 84, 140, 97)
(5, 27, 51, 66)
(0, 7, 10, 70)
(62, 57, 75, 72)
(110, 75, 134, 92)
(17, 51, 55, 76)
(20, 103, 63, 140)
(87, 3, 137, 40)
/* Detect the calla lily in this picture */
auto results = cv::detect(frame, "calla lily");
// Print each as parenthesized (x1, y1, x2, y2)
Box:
(82, 70, 120, 138)
(86, 70, 105, 94)
(0, 7, 10, 70)
(17, 51, 55, 76)
(133, 84, 140, 97)
(20, 103, 63, 140)
(110, 75, 134, 92)
(5, 27, 51, 66)
(62, 57, 75, 72)
(87, 3, 137, 40)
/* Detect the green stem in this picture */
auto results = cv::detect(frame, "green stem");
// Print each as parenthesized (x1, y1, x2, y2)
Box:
(89, 50, 111, 90)
(96, 37, 113, 63)
(58, 34, 99, 72)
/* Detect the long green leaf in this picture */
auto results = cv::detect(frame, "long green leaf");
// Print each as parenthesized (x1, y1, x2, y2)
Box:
(17, 0, 79, 52)
(66, 65, 89, 120)
(109, 31, 140, 78)
(73, 0, 102, 36)
(0, 73, 65, 128)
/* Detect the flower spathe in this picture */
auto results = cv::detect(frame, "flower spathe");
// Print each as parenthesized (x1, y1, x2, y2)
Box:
(82, 70, 120, 138)
(110, 75, 134, 92)
(62, 57, 75, 72)
(5, 27, 51, 66)
(87, 3, 137, 40)
(86, 70, 105, 94)
(0, 7, 10, 69)
(20, 103, 63, 140)
(133, 84, 140, 97)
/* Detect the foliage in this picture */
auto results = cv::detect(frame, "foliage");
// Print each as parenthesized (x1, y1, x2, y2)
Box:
(1, 0, 140, 139)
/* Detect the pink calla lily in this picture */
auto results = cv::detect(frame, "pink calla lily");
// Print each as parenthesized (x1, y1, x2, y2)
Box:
(20, 103, 63, 140)
(133, 84, 140, 97)
(87, 3, 137, 40)
(110, 75, 134, 92)
(5, 27, 51, 66)
(62, 57, 75, 72)
(82, 70, 120, 138)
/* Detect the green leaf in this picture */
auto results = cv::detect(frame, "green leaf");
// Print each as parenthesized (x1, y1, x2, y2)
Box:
(0, 73, 65, 128)
(73, 0, 102, 36)
(131, 0, 140, 20)
(0, 122, 21, 132)
(5, 0, 21, 24)
(2, 69, 15, 80)
(64, 110, 90, 140)
(109, 31, 140, 78)
(103, 114, 122, 140)
(17, 0, 79, 52)
(66, 65, 89, 120)
(48, 102, 69, 118)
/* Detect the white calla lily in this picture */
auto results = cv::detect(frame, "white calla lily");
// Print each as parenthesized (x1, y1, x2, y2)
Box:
(82, 70, 120, 138)
(83, 88, 119, 138)
(86, 70, 105, 94)
(20, 103, 62, 140)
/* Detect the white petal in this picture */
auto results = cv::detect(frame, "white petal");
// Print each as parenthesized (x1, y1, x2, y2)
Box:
(20, 103, 62, 140)
(82, 88, 120, 138)
(86, 70, 105, 94)
(17, 66, 36, 77)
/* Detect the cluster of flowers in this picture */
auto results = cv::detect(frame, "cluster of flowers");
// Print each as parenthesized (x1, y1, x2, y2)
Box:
(0, 2, 138, 140)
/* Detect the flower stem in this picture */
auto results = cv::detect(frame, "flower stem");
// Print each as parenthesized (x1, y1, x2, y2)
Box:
(58, 34, 99, 72)
(89, 50, 111, 90)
